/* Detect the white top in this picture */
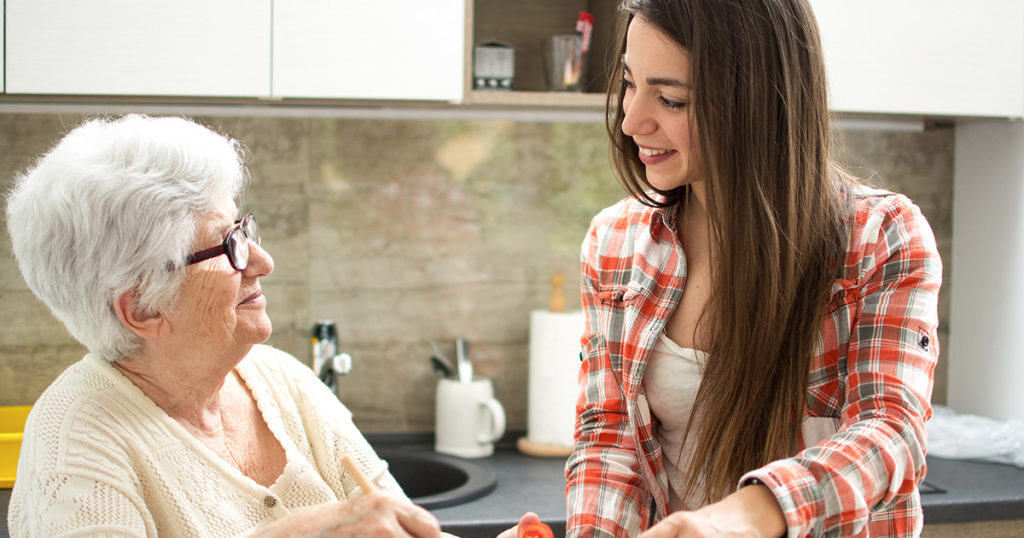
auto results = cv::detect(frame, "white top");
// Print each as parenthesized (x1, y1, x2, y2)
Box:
(643, 333, 841, 512)
(8, 344, 405, 537)
(642, 333, 709, 511)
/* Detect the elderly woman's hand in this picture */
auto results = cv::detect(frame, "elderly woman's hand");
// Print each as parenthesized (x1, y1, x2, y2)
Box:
(250, 492, 442, 537)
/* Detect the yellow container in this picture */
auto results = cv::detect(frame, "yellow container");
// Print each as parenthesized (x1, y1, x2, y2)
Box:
(1, 406, 32, 488)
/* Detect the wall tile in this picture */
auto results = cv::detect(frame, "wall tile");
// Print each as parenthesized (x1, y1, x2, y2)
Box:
(302, 118, 619, 431)
(0, 113, 954, 433)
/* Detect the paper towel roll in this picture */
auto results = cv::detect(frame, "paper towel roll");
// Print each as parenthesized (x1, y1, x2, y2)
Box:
(526, 309, 585, 449)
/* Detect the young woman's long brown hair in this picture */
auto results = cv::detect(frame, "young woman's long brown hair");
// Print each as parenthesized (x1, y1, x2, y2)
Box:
(607, 0, 853, 502)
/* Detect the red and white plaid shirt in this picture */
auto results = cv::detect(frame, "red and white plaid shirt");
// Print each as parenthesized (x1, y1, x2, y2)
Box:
(567, 186, 942, 537)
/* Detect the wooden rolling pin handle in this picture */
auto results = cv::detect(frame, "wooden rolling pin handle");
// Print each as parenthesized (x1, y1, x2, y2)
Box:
(341, 454, 377, 494)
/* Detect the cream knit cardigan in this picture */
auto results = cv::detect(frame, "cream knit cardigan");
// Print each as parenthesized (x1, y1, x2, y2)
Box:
(8, 344, 406, 537)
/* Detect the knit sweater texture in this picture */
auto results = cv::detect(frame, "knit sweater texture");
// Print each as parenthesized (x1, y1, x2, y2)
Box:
(8, 344, 405, 537)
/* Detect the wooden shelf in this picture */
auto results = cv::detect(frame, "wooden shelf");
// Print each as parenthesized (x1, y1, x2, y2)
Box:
(464, 0, 620, 110)
(463, 90, 605, 109)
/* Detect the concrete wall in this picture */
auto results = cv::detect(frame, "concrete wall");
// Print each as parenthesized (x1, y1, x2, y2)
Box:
(0, 114, 953, 432)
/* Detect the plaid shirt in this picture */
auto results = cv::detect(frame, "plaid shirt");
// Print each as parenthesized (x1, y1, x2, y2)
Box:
(566, 186, 942, 537)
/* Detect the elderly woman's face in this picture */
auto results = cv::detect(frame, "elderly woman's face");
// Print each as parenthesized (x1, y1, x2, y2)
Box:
(168, 198, 274, 354)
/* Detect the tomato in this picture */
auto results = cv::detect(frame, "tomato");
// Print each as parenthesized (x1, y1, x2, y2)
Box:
(518, 521, 554, 538)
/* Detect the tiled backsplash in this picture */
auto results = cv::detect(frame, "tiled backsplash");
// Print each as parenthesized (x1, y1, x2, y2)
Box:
(0, 114, 952, 432)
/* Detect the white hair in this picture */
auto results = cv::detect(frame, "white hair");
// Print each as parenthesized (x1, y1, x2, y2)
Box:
(5, 114, 248, 362)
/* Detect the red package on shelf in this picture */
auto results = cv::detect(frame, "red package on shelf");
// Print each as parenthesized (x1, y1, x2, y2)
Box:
(576, 11, 595, 54)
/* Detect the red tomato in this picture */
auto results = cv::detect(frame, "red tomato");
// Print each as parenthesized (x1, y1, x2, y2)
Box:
(518, 521, 554, 538)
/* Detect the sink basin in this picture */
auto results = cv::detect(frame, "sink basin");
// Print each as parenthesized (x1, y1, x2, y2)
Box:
(375, 447, 497, 509)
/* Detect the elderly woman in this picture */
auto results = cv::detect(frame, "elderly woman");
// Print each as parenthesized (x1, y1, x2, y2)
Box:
(5, 114, 441, 537)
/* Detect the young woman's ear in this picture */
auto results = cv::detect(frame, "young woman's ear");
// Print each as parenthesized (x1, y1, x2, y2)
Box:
(113, 290, 169, 339)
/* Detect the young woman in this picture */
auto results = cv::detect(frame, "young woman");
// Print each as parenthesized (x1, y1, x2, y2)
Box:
(564, 0, 941, 536)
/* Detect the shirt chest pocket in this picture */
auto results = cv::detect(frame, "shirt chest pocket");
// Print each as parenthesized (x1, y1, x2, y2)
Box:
(590, 285, 643, 372)
(596, 286, 640, 338)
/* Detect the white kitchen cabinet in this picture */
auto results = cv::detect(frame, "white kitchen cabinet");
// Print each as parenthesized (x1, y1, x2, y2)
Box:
(272, 0, 465, 102)
(4, 0, 271, 97)
(2, 0, 1022, 116)
(811, 0, 1024, 118)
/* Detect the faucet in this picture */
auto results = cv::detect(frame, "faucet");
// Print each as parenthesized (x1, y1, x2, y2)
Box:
(312, 321, 352, 393)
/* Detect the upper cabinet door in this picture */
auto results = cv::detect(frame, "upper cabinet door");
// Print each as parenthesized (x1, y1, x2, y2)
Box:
(272, 0, 465, 102)
(812, 0, 1024, 118)
(5, 0, 271, 97)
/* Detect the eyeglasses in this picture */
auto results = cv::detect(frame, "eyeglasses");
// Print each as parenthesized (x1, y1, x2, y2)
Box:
(185, 213, 261, 271)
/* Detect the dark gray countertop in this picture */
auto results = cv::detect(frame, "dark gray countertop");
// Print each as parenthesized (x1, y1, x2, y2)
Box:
(3, 440, 1022, 538)
(423, 442, 1024, 537)
(919, 456, 1024, 524)
(1, 488, 8, 538)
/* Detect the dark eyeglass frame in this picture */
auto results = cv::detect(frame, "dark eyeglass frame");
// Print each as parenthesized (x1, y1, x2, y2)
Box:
(185, 213, 260, 271)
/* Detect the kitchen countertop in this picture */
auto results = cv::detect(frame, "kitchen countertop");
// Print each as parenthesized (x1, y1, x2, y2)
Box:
(422, 441, 1024, 537)
(2, 440, 1022, 538)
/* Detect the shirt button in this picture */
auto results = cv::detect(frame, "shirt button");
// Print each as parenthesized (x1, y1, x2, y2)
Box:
(264, 495, 277, 508)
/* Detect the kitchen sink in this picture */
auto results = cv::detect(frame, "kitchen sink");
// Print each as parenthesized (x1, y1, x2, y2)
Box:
(374, 447, 497, 509)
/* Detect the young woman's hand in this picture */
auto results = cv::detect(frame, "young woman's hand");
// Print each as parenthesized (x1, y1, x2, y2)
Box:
(249, 492, 442, 537)
(638, 485, 785, 538)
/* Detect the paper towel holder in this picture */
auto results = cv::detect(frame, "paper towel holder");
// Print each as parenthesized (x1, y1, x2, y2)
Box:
(517, 304, 583, 459)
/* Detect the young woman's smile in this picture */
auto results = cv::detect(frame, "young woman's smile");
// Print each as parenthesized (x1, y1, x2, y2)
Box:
(636, 144, 677, 165)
